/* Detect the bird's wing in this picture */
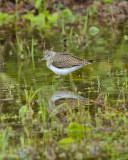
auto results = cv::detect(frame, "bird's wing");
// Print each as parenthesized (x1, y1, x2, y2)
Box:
(52, 53, 88, 68)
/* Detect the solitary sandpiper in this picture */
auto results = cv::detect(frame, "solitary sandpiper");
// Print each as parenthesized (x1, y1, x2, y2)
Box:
(38, 50, 94, 75)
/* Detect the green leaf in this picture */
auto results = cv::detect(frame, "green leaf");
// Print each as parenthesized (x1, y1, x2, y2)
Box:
(0, 12, 8, 19)
(61, 9, 75, 24)
(89, 26, 100, 36)
(0, 12, 14, 26)
(48, 13, 59, 26)
(23, 12, 50, 29)
(103, 0, 113, 4)
(67, 122, 85, 140)
(35, 0, 43, 9)
(19, 105, 34, 119)
(58, 138, 74, 150)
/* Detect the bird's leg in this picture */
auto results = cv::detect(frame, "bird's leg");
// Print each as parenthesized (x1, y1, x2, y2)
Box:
(52, 75, 63, 88)
(69, 73, 76, 91)
(53, 75, 61, 79)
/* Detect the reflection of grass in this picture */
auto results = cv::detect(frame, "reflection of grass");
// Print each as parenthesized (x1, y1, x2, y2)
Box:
(19, 87, 43, 120)
(0, 128, 20, 159)
(82, 9, 88, 34)
(1, 27, 128, 159)
(2, 69, 128, 159)
(16, 34, 22, 55)
(31, 38, 35, 70)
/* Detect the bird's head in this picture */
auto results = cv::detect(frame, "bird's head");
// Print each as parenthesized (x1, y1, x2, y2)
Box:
(43, 50, 56, 60)
(43, 50, 56, 58)
(38, 50, 56, 62)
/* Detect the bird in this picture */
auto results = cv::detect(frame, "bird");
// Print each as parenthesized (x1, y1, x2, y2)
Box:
(38, 50, 94, 75)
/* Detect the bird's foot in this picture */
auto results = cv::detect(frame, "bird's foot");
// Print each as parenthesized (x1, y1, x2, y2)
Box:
(54, 75, 62, 79)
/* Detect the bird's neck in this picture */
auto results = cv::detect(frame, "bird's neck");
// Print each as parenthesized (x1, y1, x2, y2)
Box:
(46, 55, 55, 67)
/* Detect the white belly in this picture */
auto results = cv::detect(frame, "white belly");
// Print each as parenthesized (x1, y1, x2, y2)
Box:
(48, 65, 82, 75)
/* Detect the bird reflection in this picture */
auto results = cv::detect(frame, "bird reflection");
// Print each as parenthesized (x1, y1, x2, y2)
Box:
(48, 91, 89, 114)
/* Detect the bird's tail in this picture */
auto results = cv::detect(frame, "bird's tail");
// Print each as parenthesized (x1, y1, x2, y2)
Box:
(88, 60, 95, 64)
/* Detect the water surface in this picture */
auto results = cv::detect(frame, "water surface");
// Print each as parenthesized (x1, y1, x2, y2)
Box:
(0, 29, 128, 159)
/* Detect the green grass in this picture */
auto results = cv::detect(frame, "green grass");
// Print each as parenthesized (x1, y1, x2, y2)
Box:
(31, 38, 35, 70)
(0, 18, 128, 160)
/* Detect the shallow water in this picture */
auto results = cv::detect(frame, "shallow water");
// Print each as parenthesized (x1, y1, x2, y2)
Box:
(0, 29, 128, 158)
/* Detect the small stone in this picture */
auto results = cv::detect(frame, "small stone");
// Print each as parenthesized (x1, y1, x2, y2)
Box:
(74, 152, 83, 160)
(58, 152, 66, 158)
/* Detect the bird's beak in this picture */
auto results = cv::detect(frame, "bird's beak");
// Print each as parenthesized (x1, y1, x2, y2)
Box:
(38, 57, 45, 62)
(38, 55, 49, 63)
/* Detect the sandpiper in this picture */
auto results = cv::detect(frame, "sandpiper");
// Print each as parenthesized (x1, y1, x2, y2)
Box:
(38, 50, 94, 75)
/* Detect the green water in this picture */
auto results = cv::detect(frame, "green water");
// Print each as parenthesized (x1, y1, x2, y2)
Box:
(0, 29, 128, 159)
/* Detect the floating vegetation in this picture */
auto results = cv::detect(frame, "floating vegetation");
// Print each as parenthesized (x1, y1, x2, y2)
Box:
(0, 0, 128, 159)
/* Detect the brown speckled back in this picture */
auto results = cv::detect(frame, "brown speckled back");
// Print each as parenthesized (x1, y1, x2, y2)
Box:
(52, 53, 91, 68)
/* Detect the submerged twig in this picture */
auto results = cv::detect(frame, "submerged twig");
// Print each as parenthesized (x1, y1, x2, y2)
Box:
(90, 99, 119, 112)
(0, 98, 13, 102)
(90, 99, 128, 117)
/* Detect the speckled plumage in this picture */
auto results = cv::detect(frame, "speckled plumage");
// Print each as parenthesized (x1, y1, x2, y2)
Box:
(52, 53, 91, 68)
(42, 50, 94, 75)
